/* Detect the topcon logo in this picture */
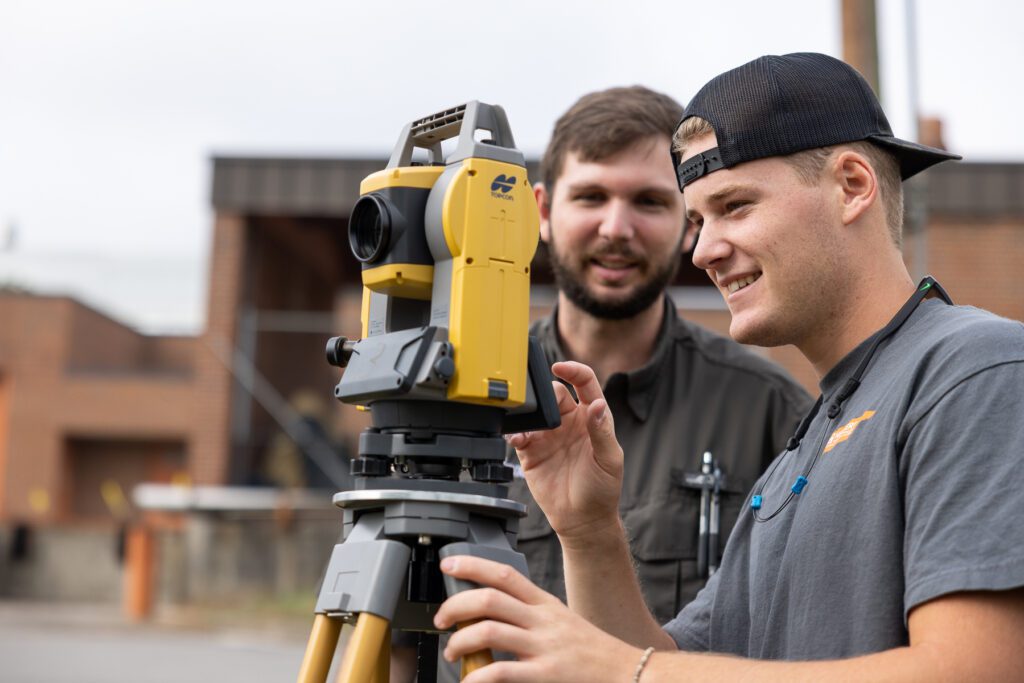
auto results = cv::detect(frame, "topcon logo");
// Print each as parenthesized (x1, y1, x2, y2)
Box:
(490, 174, 516, 200)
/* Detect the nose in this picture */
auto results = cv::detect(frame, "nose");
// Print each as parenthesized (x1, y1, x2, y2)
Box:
(597, 199, 634, 241)
(691, 220, 731, 272)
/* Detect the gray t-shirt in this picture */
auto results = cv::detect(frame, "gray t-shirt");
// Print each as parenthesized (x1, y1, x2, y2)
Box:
(664, 300, 1024, 659)
(511, 297, 811, 623)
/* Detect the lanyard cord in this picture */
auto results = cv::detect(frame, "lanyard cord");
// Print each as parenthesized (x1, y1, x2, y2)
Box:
(751, 277, 953, 523)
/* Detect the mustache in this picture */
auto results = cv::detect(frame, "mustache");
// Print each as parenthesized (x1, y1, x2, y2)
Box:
(585, 242, 644, 263)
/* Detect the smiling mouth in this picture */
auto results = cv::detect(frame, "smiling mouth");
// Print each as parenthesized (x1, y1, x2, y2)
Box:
(726, 273, 761, 294)
(591, 259, 637, 270)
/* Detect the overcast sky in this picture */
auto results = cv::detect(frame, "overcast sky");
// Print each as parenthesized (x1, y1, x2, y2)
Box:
(1, 0, 1021, 333)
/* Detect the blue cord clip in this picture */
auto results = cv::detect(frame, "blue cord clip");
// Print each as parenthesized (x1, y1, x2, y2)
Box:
(791, 476, 808, 495)
(750, 495, 763, 510)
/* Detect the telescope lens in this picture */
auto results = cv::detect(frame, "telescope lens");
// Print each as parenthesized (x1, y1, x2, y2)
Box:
(349, 194, 391, 263)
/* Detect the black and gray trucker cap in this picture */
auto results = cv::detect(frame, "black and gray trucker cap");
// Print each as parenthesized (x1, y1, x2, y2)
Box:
(672, 52, 960, 190)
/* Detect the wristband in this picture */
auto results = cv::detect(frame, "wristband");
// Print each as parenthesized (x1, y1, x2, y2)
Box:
(632, 646, 655, 682)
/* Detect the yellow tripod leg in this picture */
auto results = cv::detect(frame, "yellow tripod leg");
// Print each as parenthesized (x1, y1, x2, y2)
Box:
(374, 622, 390, 683)
(297, 614, 342, 683)
(458, 620, 493, 679)
(336, 612, 390, 683)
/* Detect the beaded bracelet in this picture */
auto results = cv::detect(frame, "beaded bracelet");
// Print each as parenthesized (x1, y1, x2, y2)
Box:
(632, 646, 655, 682)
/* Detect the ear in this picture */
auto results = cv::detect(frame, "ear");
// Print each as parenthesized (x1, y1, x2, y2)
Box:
(534, 181, 553, 243)
(833, 150, 878, 227)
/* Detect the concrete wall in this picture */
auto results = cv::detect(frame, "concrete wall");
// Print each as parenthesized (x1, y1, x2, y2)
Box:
(172, 510, 340, 602)
(0, 524, 123, 601)
(0, 509, 343, 606)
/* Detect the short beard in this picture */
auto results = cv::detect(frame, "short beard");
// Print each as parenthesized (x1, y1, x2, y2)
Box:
(548, 235, 682, 321)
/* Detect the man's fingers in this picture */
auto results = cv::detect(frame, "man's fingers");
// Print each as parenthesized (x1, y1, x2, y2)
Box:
(504, 431, 532, 449)
(585, 398, 623, 476)
(586, 398, 615, 442)
(460, 660, 534, 683)
(443, 620, 532, 664)
(435, 585, 536, 632)
(436, 556, 548, 614)
(552, 380, 578, 416)
(551, 361, 605, 405)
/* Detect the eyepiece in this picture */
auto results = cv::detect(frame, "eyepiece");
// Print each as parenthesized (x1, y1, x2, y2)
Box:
(348, 194, 391, 263)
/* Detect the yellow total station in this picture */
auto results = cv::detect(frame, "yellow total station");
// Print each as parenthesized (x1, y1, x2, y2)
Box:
(348, 102, 539, 408)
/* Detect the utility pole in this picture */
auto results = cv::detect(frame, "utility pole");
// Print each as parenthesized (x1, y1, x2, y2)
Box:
(841, 0, 880, 94)
(841, 0, 929, 279)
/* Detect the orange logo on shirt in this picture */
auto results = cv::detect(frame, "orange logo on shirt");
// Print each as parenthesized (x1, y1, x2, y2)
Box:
(824, 410, 877, 453)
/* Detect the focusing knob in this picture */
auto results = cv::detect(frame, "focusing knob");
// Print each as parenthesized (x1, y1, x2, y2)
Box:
(471, 462, 513, 483)
(326, 336, 357, 367)
(350, 457, 390, 477)
(433, 356, 455, 380)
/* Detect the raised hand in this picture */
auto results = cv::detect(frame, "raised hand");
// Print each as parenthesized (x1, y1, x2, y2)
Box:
(505, 361, 624, 546)
(434, 555, 640, 683)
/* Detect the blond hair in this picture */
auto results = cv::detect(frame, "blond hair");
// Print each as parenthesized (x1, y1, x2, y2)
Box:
(672, 117, 904, 246)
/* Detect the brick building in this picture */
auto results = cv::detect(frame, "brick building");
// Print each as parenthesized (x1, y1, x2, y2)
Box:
(204, 156, 1024, 407)
(0, 294, 196, 526)
(1, 157, 1022, 539)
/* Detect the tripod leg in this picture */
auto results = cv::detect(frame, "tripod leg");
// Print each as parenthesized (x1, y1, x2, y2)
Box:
(457, 620, 493, 678)
(297, 614, 342, 683)
(374, 624, 390, 683)
(336, 612, 390, 683)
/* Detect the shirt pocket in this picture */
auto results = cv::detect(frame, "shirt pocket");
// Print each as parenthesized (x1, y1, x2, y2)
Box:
(623, 476, 751, 625)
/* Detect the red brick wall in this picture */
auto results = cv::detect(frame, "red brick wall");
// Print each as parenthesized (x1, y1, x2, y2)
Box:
(918, 219, 1024, 322)
(141, 336, 195, 375)
(0, 297, 73, 522)
(0, 295, 200, 525)
(195, 213, 247, 485)
(63, 437, 186, 519)
(66, 304, 146, 372)
(0, 373, 9, 517)
(54, 299, 194, 375)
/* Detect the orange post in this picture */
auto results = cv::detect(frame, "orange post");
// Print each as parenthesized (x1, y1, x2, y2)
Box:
(124, 524, 155, 621)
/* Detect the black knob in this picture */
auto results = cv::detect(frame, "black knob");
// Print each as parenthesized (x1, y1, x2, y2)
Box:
(433, 356, 455, 380)
(326, 336, 355, 367)
(471, 462, 513, 483)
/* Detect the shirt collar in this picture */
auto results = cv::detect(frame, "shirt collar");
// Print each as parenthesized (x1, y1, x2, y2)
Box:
(541, 295, 684, 422)
(817, 297, 945, 399)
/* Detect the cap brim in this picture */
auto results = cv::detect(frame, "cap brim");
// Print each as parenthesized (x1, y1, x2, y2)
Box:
(867, 134, 962, 180)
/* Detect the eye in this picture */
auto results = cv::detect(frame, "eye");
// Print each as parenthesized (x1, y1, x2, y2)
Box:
(725, 199, 751, 214)
(636, 194, 668, 209)
(573, 191, 605, 204)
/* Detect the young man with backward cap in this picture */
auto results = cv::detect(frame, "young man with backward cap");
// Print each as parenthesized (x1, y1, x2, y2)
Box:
(509, 85, 811, 624)
(431, 53, 1024, 681)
